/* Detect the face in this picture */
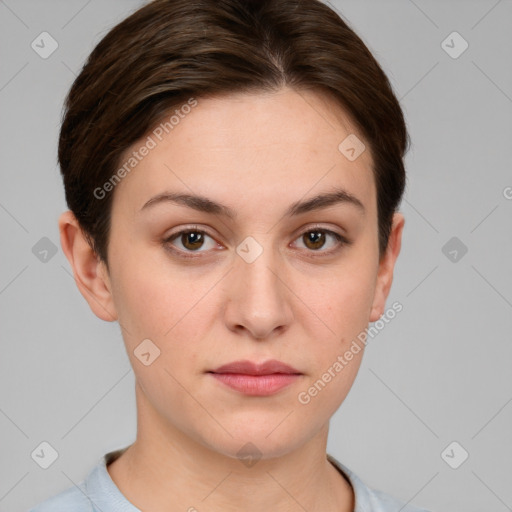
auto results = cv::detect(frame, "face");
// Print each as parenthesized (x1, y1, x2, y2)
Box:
(68, 87, 403, 461)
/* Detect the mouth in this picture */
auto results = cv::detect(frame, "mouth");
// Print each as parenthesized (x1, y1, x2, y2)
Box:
(207, 359, 302, 396)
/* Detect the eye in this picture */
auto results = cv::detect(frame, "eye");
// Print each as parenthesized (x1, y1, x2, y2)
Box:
(291, 227, 350, 255)
(163, 225, 351, 260)
(163, 226, 220, 258)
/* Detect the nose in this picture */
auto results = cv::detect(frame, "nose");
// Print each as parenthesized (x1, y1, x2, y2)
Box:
(222, 241, 294, 340)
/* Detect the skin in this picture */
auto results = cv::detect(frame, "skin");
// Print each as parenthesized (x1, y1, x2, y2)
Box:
(59, 86, 404, 512)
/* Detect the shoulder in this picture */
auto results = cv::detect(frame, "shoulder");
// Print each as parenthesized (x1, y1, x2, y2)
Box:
(27, 454, 109, 512)
(327, 454, 432, 512)
(28, 448, 132, 512)
(28, 484, 94, 512)
(364, 487, 431, 512)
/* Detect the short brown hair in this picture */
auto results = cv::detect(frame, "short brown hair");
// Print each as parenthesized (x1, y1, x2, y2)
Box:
(59, 0, 409, 267)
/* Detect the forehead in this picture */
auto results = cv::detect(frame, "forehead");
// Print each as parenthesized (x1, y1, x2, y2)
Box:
(112, 87, 376, 220)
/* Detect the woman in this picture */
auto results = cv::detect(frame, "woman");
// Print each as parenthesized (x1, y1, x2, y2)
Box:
(30, 0, 430, 510)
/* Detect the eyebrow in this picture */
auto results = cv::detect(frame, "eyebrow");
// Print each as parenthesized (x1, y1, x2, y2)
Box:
(140, 187, 365, 218)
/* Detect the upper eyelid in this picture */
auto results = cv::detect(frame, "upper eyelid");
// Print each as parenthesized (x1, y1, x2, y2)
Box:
(166, 224, 345, 238)
(165, 225, 347, 249)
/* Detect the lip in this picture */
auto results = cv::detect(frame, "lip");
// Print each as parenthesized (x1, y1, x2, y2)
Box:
(210, 359, 301, 375)
(208, 359, 302, 396)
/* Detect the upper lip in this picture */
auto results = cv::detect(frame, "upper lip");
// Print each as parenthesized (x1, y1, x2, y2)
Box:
(209, 359, 301, 375)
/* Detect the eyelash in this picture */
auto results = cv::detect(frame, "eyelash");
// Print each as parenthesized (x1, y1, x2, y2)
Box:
(162, 225, 351, 260)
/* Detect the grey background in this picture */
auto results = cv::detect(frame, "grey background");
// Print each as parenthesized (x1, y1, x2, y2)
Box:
(1, 1, 511, 511)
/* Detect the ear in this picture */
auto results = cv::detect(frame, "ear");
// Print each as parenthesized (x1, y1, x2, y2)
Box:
(369, 212, 405, 322)
(58, 210, 118, 322)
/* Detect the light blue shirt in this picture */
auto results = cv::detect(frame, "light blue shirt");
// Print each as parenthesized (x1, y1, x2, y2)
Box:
(29, 449, 431, 511)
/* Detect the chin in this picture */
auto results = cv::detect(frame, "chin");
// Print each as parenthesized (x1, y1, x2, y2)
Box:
(196, 419, 313, 463)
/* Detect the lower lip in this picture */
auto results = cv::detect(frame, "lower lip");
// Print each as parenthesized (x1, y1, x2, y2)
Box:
(209, 373, 301, 396)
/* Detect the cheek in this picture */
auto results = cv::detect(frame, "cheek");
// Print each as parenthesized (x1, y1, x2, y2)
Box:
(291, 253, 376, 407)
(294, 273, 371, 417)
(111, 251, 217, 347)
(297, 261, 377, 342)
(115, 269, 172, 338)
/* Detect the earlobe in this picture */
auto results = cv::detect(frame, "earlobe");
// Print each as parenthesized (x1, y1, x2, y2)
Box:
(58, 210, 118, 322)
(369, 212, 405, 322)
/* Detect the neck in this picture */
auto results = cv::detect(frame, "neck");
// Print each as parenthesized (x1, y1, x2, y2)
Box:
(107, 383, 354, 512)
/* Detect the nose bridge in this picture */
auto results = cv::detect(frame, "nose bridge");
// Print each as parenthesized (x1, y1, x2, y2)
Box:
(236, 233, 283, 299)
(224, 233, 293, 338)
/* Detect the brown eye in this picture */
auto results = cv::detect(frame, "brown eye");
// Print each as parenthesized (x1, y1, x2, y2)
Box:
(180, 231, 205, 251)
(302, 230, 326, 250)
(164, 228, 219, 258)
(292, 228, 349, 255)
